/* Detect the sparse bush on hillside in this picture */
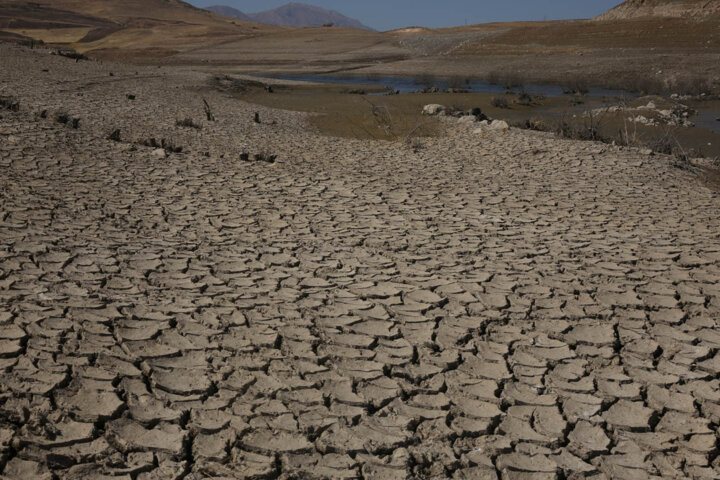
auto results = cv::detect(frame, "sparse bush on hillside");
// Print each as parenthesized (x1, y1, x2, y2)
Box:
(28, 38, 44, 49)
(486, 71, 524, 91)
(491, 97, 509, 109)
(515, 91, 534, 106)
(609, 76, 665, 96)
(512, 109, 608, 142)
(667, 76, 713, 96)
(448, 77, 470, 90)
(511, 108, 699, 166)
(562, 79, 589, 96)
(413, 74, 438, 89)
(595, 75, 714, 97)
(485, 71, 719, 98)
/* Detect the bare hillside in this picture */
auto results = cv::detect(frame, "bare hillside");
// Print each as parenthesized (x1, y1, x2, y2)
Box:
(0, 0, 277, 57)
(597, 0, 720, 20)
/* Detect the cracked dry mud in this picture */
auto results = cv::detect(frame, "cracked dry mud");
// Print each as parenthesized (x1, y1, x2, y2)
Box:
(1, 43, 720, 480)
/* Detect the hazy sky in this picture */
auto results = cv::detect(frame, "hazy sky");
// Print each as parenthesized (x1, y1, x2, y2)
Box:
(188, 0, 623, 31)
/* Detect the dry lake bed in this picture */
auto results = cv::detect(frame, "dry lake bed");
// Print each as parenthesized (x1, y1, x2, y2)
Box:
(1, 43, 720, 480)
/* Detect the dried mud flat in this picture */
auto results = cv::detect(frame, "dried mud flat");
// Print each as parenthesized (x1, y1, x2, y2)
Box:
(1, 43, 720, 480)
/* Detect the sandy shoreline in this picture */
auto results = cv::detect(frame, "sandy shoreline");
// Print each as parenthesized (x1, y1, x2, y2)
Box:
(1, 43, 720, 479)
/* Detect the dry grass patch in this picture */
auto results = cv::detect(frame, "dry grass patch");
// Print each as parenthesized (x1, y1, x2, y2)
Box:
(238, 88, 446, 141)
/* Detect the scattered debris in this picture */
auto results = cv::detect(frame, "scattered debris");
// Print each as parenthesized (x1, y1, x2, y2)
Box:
(589, 100, 696, 127)
(55, 49, 88, 61)
(0, 96, 19, 112)
(151, 148, 167, 158)
(254, 112, 261, 124)
(137, 138, 183, 153)
(422, 104, 489, 122)
(203, 98, 215, 121)
(213, 75, 268, 93)
(254, 152, 277, 163)
(512, 118, 546, 131)
(176, 118, 201, 129)
(628, 105, 695, 127)
(240, 151, 277, 163)
(468, 107, 488, 121)
(475, 120, 510, 132)
(52, 113, 80, 128)
(54, 112, 70, 124)
(126, 94, 136, 100)
(108, 129, 122, 142)
(405, 137, 425, 153)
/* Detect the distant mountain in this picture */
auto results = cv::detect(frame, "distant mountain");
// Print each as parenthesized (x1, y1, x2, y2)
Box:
(597, 0, 720, 20)
(205, 2, 374, 30)
(205, 5, 253, 22)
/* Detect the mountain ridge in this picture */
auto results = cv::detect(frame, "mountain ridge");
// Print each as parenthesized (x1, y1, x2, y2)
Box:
(206, 2, 374, 30)
(204, 4, 253, 22)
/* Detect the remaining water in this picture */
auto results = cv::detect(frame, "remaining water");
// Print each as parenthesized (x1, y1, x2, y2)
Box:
(258, 73, 720, 133)
(694, 109, 720, 133)
(259, 73, 636, 98)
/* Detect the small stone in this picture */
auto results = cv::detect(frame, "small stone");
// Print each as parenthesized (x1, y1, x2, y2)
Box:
(422, 104, 446, 116)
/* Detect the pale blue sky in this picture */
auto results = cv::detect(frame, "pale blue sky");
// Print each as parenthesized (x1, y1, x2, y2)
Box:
(188, 0, 623, 31)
